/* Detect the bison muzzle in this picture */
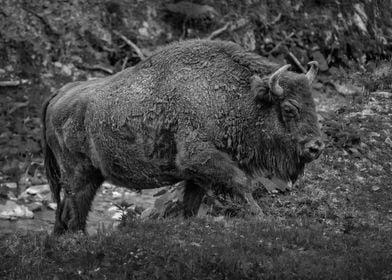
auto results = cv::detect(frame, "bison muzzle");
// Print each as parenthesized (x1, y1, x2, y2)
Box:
(42, 39, 324, 234)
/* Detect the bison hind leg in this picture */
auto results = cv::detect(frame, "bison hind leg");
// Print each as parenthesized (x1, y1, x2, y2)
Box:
(68, 167, 104, 232)
(54, 165, 104, 234)
(53, 194, 71, 235)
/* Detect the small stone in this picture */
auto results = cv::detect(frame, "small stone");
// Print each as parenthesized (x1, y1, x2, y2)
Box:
(111, 212, 123, 221)
(138, 26, 149, 37)
(26, 184, 50, 195)
(371, 91, 392, 98)
(27, 202, 43, 212)
(0, 201, 34, 220)
(112, 191, 122, 199)
(54, 61, 63, 68)
(0, 183, 17, 200)
(47, 202, 57, 210)
(107, 206, 119, 212)
(18, 184, 51, 202)
(369, 132, 380, 138)
(371, 186, 380, 192)
(102, 182, 115, 190)
(212, 216, 225, 222)
(385, 137, 392, 148)
(2, 182, 17, 189)
(61, 64, 73, 76)
(6, 191, 17, 201)
(189, 242, 201, 247)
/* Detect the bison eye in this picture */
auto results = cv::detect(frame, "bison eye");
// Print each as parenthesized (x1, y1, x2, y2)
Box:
(281, 99, 300, 120)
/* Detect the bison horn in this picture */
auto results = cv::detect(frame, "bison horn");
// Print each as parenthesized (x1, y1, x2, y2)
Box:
(305, 61, 319, 84)
(268, 64, 291, 97)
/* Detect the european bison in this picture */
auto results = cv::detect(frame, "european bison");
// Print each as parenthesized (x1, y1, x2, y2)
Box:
(42, 39, 324, 234)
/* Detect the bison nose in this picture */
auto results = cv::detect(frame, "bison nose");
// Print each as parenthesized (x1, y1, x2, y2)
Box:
(301, 138, 325, 163)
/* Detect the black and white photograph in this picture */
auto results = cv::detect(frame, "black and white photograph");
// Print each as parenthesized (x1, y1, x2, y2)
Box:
(0, 0, 391, 279)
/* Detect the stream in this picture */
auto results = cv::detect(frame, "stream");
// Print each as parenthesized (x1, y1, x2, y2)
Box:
(0, 183, 161, 236)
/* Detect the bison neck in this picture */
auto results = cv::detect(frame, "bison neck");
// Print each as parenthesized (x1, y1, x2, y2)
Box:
(217, 117, 304, 182)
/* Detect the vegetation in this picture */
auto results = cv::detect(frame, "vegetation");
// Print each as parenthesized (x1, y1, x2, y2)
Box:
(1, 0, 391, 279)
(1, 217, 392, 279)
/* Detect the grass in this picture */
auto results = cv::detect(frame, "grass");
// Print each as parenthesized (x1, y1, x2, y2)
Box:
(1, 217, 392, 280)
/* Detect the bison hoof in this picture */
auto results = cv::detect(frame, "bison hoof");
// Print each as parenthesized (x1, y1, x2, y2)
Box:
(248, 203, 264, 217)
(243, 192, 264, 217)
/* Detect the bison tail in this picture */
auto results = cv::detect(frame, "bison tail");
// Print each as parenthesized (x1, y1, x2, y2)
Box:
(42, 93, 61, 203)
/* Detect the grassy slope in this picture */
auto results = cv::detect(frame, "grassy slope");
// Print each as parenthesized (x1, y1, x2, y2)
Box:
(1, 93, 391, 279)
(1, 218, 392, 280)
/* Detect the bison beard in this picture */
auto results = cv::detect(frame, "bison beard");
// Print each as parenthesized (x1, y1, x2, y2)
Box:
(247, 135, 304, 183)
(42, 39, 323, 234)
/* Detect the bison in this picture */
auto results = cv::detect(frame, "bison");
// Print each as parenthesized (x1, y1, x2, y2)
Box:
(42, 39, 324, 234)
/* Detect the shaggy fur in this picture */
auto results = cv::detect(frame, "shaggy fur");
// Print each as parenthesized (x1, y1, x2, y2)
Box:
(42, 39, 322, 234)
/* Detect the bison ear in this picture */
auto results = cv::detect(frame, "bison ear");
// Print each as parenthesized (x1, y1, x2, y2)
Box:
(250, 75, 272, 103)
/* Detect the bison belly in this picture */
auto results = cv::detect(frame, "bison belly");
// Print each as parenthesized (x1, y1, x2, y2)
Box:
(89, 115, 180, 190)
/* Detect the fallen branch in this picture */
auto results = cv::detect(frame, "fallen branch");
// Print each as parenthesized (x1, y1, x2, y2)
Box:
(22, 7, 60, 37)
(0, 80, 29, 87)
(267, 32, 295, 55)
(122, 56, 129, 71)
(207, 22, 230, 40)
(288, 51, 306, 73)
(77, 63, 114, 75)
(114, 31, 146, 60)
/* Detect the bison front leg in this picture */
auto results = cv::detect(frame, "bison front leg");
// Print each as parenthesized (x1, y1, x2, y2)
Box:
(176, 134, 263, 216)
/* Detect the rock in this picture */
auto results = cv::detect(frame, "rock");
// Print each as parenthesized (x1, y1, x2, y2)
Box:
(212, 216, 225, 222)
(26, 184, 50, 195)
(0, 201, 34, 220)
(102, 182, 115, 189)
(1, 182, 17, 189)
(54, 61, 63, 68)
(152, 184, 185, 218)
(112, 191, 122, 199)
(333, 82, 363, 97)
(111, 212, 123, 221)
(0, 182, 17, 200)
(18, 184, 51, 202)
(61, 64, 73, 76)
(372, 91, 392, 98)
(141, 207, 158, 220)
(27, 202, 43, 212)
(47, 202, 57, 210)
(371, 186, 380, 192)
(107, 205, 119, 212)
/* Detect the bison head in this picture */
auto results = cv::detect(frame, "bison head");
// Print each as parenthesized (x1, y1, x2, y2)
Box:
(247, 62, 324, 182)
